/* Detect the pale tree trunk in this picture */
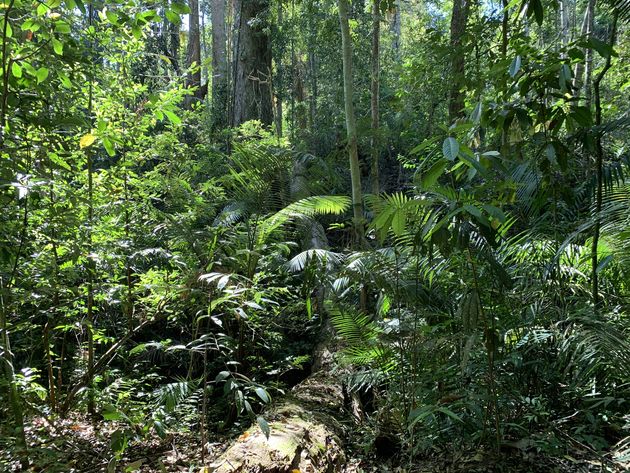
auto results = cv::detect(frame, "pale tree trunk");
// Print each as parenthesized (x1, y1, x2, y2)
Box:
(370, 0, 380, 195)
(211, 0, 229, 129)
(572, 0, 594, 103)
(338, 0, 363, 227)
(573, 3, 589, 91)
(448, 0, 470, 123)
(307, 0, 318, 137)
(559, 0, 570, 47)
(584, 0, 596, 106)
(185, 0, 203, 106)
(232, 0, 274, 127)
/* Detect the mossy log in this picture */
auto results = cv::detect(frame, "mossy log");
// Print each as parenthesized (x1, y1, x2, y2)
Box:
(209, 371, 347, 473)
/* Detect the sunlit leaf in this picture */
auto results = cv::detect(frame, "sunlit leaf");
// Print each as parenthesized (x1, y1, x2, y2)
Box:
(79, 133, 96, 149)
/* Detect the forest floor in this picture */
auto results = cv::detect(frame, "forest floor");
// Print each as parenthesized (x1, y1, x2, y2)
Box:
(1, 414, 627, 473)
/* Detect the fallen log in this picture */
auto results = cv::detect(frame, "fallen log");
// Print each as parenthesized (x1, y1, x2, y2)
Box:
(210, 332, 348, 472)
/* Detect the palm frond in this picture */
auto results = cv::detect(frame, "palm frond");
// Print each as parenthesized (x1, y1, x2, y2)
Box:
(558, 315, 630, 388)
(153, 378, 199, 413)
(257, 195, 350, 245)
(287, 249, 343, 272)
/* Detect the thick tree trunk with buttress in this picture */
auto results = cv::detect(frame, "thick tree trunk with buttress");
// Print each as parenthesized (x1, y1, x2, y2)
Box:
(232, 0, 274, 127)
(211, 0, 229, 129)
(185, 0, 204, 106)
(338, 0, 363, 226)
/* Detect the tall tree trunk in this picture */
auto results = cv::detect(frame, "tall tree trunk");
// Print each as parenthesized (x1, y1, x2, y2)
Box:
(591, 13, 617, 311)
(308, 50, 317, 130)
(86, 3, 96, 417)
(370, 0, 380, 195)
(448, 0, 470, 122)
(294, 54, 307, 132)
(583, 0, 596, 106)
(185, 0, 203, 106)
(338, 0, 363, 228)
(162, 2, 180, 74)
(573, 2, 590, 91)
(274, 0, 284, 138)
(559, 0, 570, 48)
(232, 0, 273, 127)
(211, 0, 229, 129)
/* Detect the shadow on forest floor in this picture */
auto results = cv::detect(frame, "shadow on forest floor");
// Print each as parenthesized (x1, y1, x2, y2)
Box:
(1, 414, 627, 472)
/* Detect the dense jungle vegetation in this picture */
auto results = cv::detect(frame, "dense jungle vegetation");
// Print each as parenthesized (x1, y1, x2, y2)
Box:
(1, 0, 630, 470)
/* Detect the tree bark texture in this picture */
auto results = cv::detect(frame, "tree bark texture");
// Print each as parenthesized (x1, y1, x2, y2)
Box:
(209, 325, 346, 472)
(232, 0, 274, 127)
(212, 0, 229, 129)
(338, 0, 363, 225)
(186, 0, 204, 104)
(448, 0, 470, 122)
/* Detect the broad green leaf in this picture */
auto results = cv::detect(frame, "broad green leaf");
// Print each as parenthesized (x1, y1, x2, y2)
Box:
(528, 0, 543, 26)
(570, 106, 592, 127)
(48, 152, 71, 171)
(257, 416, 270, 439)
(11, 62, 22, 78)
(442, 137, 459, 161)
(79, 133, 96, 149)
(509, 55, 521, 78)
(36, 67, 49, 84)
(54, 21, 71, 33)
(255, 387, 271, 404)
(163, 109, 181, 125)
(106, 10, 118, 25)
(125, 459, 144, 472)
(52, 38, 63, 55)
(170, 2, 191, 13)
(102, 137, 116, 156)
(420, 158, 448, 189)
(165, 10, 180, 24)
(102, 405, 124, 421)
(586, 37, 616, 59)
(57, 71, 71, 88)
(132, 25, 142, 39)
(215, 371, 230, 382)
